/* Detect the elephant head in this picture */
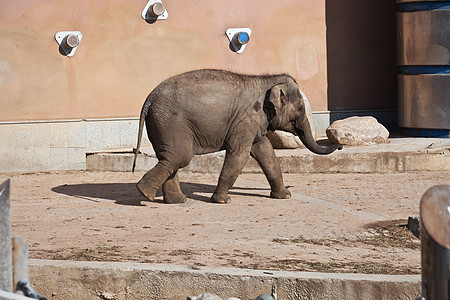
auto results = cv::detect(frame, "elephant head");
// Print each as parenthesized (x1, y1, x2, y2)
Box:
(265, 77, 341, 155)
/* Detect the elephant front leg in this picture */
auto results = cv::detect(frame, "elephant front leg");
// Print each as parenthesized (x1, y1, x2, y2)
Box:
(250, 136, 291, 199)
(211, 148, 251, 204)
(162, 171, 187, 204)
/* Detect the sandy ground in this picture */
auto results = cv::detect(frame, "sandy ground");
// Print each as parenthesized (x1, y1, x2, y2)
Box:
(4, 170, 449, 274)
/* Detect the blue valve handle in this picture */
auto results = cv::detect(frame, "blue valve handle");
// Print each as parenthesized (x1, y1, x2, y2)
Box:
(237, 32, 249, 45)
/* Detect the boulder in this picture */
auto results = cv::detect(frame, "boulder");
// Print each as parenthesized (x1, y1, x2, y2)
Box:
(267, 130, 303, 149)
(326, 116, 389, 146)
(187, 293, 272, 300)
(187, 294, 240, 300)
(187, 294, 222, 300)
(267, 89, 316, 149)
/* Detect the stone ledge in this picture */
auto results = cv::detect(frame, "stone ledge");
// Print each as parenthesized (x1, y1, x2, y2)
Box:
(28, 259, 421, 300)
(87, 138, 450, 174)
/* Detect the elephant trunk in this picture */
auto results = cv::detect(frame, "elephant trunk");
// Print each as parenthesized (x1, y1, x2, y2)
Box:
(295, 118, 341, 155)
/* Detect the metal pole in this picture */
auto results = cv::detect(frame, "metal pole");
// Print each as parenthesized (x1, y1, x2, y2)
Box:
(420, 185, 450, 300)
(0, 179, 12, 292)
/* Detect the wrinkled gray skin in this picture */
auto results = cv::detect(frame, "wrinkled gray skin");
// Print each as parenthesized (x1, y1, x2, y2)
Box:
(133, 70, 340, 204)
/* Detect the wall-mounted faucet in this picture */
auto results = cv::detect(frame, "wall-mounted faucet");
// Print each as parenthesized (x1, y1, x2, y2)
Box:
(226, 28, 252, 54)
(55, 31, 82, 57)
(142, 0, 168, 21)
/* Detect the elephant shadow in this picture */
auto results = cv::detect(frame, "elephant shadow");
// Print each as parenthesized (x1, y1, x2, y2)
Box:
(52, 182, 271, 206)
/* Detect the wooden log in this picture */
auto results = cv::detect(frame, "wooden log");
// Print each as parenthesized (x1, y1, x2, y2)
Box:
(0, 179, 12, 292)
(420, 185, 450, 300)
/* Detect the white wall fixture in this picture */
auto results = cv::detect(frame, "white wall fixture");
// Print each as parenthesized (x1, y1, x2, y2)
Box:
(226, 28, 252, 54)
(142, 0, 168, 21)
(55, 31, 82, 57)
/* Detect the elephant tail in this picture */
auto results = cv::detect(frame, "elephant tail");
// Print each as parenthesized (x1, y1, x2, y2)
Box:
(132, 99, 150, 173)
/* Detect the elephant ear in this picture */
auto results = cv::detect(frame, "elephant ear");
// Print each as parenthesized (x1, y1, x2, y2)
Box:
(264, 83, 287, 125)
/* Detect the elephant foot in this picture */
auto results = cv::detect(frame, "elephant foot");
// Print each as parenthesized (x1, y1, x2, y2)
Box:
(270, 188, 291, 199)
(136, 181, 157, 201)
(164, 192, 187, 204)
(211, 193, 231, 204)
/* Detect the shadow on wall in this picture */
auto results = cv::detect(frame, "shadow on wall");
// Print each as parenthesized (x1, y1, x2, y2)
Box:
(325, 0, 398, 115)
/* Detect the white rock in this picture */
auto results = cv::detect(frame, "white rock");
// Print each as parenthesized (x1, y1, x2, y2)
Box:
(326, 116, 389, 146)
(267, 89, 316, 149)
(267, 130, 303, 149)
(187, 294, 241, 300)
(187, 294, 222, 300)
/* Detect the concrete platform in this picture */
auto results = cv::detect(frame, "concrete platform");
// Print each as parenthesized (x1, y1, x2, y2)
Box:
(28, 259, 421, 300)
(87, 137, 450, 173)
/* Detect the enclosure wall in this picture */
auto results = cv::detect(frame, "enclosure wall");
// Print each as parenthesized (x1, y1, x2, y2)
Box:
(0, 0, 398, 171)
(0, 0, 329, 121)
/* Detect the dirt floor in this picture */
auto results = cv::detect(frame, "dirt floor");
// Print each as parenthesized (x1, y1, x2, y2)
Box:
(4, 170, 449, 275)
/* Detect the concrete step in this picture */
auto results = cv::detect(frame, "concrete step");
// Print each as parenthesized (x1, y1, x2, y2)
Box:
(86, 138, 450, 173)
(29, 259, 421, 300)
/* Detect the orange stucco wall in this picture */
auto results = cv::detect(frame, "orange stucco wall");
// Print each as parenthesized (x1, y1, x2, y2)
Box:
(0, 0, 328, 122)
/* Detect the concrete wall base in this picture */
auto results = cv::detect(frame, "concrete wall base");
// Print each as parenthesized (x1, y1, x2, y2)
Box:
(0, 118, 150, 173)
(28, 259, 420, 300)
(1, 110, 396, 173)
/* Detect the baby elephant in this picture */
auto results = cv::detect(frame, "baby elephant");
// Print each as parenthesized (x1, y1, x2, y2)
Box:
(133, 69, 340, 204)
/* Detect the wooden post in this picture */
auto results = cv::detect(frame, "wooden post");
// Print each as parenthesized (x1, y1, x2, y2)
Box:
(0, 179, 12, 292)
(12, 236, 29, 293)
(420, 185, 450, 300)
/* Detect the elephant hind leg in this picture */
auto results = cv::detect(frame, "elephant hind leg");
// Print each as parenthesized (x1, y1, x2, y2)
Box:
(162, 171, 186, 204)
(137, 149, 193, 202)
(138, 115, 194, 202)
(136, 160, 173, 201)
